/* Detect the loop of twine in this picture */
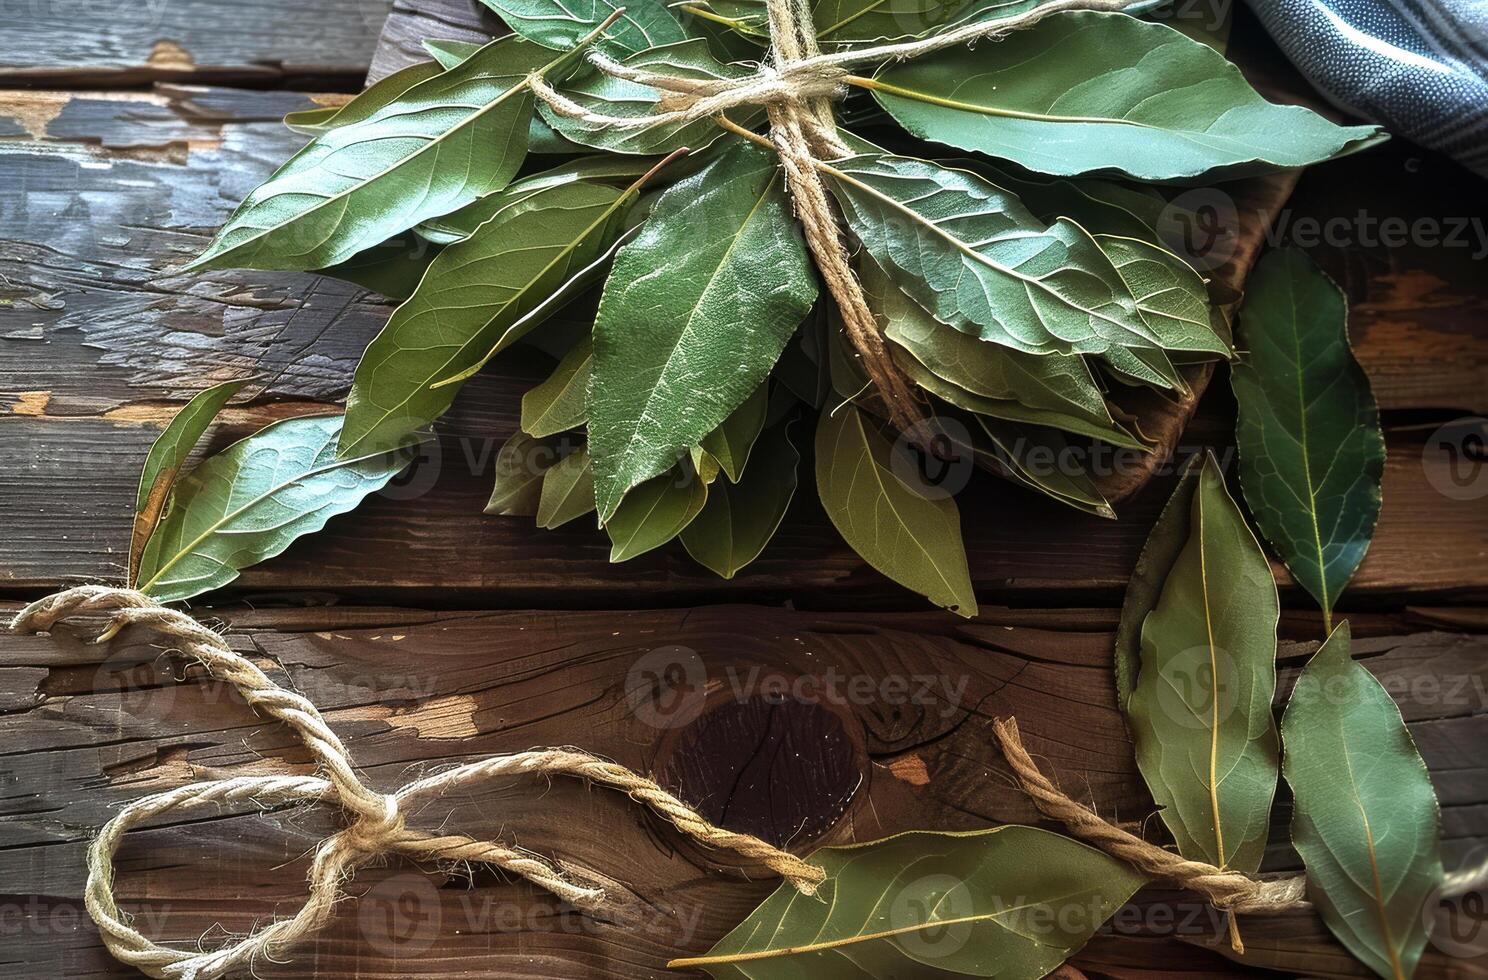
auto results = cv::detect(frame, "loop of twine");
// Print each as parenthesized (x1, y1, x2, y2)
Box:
(11, 586, 824, 980)
(525, 0, 1136, 433)
(991, 717, 1309, 916)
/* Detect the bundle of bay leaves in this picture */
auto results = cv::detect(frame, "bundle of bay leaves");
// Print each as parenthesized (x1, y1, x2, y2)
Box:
(149, 0, 1385, 611)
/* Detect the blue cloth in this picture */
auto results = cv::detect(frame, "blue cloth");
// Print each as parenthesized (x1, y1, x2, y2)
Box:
(1247, 0, 1488, 176)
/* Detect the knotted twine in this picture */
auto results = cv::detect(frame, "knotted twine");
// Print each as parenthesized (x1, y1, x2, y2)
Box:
(528, 0, 1134, 437)
(11, 586, 824, 980)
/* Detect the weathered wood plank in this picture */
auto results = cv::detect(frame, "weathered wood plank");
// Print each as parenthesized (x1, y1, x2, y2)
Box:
(2, 603, 1484, 977)
(0, 0, 393, 83)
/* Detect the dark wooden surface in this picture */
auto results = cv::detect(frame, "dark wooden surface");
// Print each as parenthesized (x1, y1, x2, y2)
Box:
(1, 2, 1487, 978)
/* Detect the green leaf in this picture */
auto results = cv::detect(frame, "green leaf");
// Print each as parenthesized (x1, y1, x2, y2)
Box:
(815, 405, 977, 616)
(1124, 453, 1279, 873)
(588, 140, 817, 520)
(417, 155, 660, 244)
(130, 379, 248, 588)
(538, 446, 597, 528)
(319, 235, 440, 300)
(1232, 247, 1385, 622)
(970, 416, 1114, 518)
(189, 36, 556, 273)
(541, 39, 750, 154)
(134, 415, 418, 603)
(340, 180, 633, 456)
(671, 826, 1146, 978)
(824, 153, 1184, 388)
(859, 255, 1136, 445)
(1283, 621, 1444, 980)
(868, 12, 1385, 181)
(1097, 234, 1230, 359)
(523, 338, 593, 437)
(1114, 457, 1202, 712)
(486, 431, 561, 516)
(605, 466, 709, 561)
(700, 383, 767, 483)
(282, 60, 444, 134)
(812, 0, 987, 43)
(955, 162, 1170, 247)
(423, 38, 483, 68)
(478, 0, 685, 57)
(682, 421, 798, 577)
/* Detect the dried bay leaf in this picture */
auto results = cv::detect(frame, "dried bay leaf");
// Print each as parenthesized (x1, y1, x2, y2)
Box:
(1232, 248, 1385, 624)
(682, 421, 799, 577)
(130, 379, 248, 588)
(1114, 457, 1202, 711)
(135, 416, 419, 603)
(189, 36, 557, 272)
(282, 60, 443, 134)
(815, 404, 977, 616)
(523, 338, 592, 438)
(1283, 622, 1444, 980)
(671, 826, 1146, 978)
(487, 431, 561, 517)
(1125, 453, 1279, 875)
(869, 12, 1384, 181)
(605, 466, 709, 561)
(699, 383, 768, 483)
(341, 180, 635, 457)
(538, 447, 598, 528)
(478, 0, 686, 57)
(588, 141, 817, 520)
(825, 153, 1186, 388)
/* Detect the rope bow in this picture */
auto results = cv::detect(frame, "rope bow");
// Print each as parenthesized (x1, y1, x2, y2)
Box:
(527, 0, 1134, 435)
(11, 586, 823, 980)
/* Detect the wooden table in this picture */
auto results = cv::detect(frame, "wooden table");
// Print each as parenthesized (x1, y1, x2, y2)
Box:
(2, 3, 1486, 977)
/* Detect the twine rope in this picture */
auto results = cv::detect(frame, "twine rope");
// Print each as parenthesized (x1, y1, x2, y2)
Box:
(527, 0, 1136, 432)
(992, 717, 1309, 917)
(10, 586, 824, 980)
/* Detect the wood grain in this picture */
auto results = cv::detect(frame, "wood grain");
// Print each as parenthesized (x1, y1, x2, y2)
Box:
(2, 602, 1483, 977)
(0, 0, 392, 83)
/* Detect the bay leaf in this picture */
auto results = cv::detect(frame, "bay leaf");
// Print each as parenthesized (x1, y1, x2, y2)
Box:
(824, 153, 1182, 387)
(417, 154, 659, 245)
(541, 39, 750, 155)
(952, 161, 1170, 250)
(189, 36, 557, 273)
(1231, 247, 1385, 624)
(340, 180, 634, 457)
(523, 338, 592, 437)
(319, 234, 440, 300)
(538, 446, 597, 528)
(283, 60, 444, 135)
(1125, 452, 1279, 874)
(588, 140, 817, 520)
(478, 0, 685, 57)
(486, 431, 561, 517)
(700, 382, 767, 483)
(422, 38, 482, 68)
(815, 404, 977, 616)
(859, 255, 1128, 441)
(971, 415, 1114, 518)
(1114, 456, 1202, 711)
(671, 826, 1146, 978)
(1097, 235, 1230, 359)
(1283, 621, 1444, 980)
(868, 12, 1385, 181)
(134, 415, 419, 603)
(682, 421, 798, 577)
(605, 466, 709, 561)
(130, 379, 248, 588)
